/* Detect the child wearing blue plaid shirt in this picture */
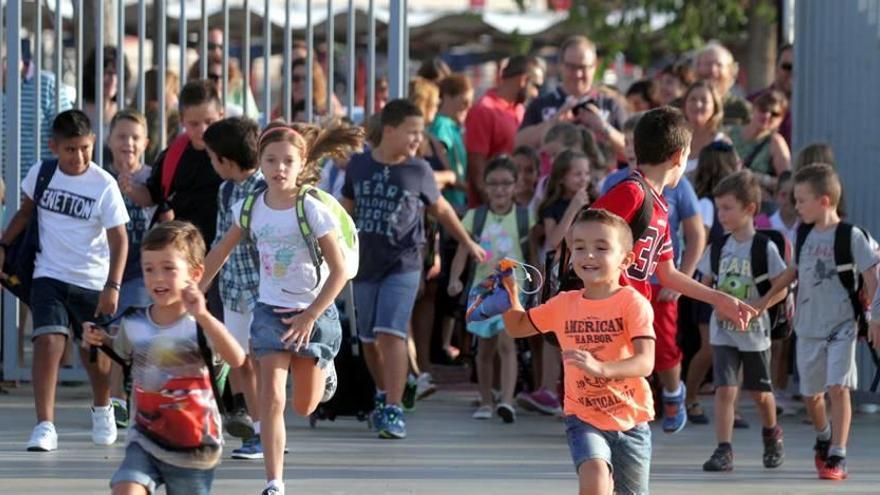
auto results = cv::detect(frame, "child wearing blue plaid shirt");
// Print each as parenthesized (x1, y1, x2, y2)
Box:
(203, 117, 266, 460)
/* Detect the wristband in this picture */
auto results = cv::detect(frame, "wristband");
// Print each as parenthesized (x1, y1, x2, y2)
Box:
(105, 281, 121, 291)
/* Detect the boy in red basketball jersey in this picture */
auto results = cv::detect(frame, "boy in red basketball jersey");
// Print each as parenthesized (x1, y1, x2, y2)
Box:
(592, 107, 757, 434)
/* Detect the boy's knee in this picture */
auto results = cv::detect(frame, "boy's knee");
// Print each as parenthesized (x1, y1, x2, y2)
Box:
(577, 459, 611, 493)
(291, 395, 318, 417)
(750, 391, 773, 404)
(716, 386, 738, 402)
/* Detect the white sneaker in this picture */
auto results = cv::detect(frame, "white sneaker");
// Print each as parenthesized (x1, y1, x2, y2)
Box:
(26, 421, 58, 452)
(416, 372, 437, 400)
(472, 405, 493, 420)
(91, 404, 118, 445)
(321, 360, 338, 403)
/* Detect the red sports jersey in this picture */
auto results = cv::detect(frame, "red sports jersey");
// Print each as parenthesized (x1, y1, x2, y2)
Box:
(591, 171, 673, 299)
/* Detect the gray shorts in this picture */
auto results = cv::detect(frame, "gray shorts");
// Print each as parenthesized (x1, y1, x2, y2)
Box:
(712, 345, 773, 392)
(796, 324, 858, 397)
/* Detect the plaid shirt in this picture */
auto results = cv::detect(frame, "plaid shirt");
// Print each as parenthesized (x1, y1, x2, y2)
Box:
(215, 172, 265, 313)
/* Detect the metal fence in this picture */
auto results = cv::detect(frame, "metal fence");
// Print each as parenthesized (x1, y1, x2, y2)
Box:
(1, 0, 409, 382)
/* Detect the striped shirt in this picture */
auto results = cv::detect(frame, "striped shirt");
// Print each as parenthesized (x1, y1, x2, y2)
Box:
(2, 73, 73, 183)
(215, 171, 265, 313)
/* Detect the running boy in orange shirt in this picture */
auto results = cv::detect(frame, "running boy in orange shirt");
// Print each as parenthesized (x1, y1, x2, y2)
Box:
(503, 208, 655, 495)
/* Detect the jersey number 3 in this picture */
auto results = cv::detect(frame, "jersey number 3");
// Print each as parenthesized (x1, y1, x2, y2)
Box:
(627, 226, 661, 281)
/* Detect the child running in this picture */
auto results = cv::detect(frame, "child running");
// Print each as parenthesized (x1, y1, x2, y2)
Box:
(83, 221, 246, 495)
(448, 156, 535, 422)
(503, 208, 655, 495)
(697, 170, 786, 472)
(203, 121, 364, 495)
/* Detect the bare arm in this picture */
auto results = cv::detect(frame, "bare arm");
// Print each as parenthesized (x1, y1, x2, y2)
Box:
(563, 338, 655, 379)
(770, 133, 791, 177)
(340, 197, 355, 215)
(105, 225, 128, 288)
(679, 214, 706, 279)
(427, 197, 486, 262)
(761, 265, 797, 304)
(304, 231, 349, 320)
(0, 197, 36, 277)
(656, 259, 757, 329)
(447, 242, 469, 296)
(515, 120, 554, 149)
(196, 310, 246, 368)
(200, 226, 244, 292)
(434, 170, 458, 189)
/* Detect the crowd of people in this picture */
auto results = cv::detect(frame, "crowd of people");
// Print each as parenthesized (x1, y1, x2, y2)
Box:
(3, 29, 880, 495)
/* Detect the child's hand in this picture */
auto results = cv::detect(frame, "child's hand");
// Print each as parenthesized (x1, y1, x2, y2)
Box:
(81, 322, 108, 349)
(117, 170, 134, 195)
(275, 309, 317, 352)
(571, 188, 590, 210)
(869, 322, 880, 350)
(448, 279, 464, 297)
(182, 283, 209, 318)
(467, 241, 487, 263)
(563, 349, 605, 377)
(95, 287, 119, 318)
(715, 293, 758, 331)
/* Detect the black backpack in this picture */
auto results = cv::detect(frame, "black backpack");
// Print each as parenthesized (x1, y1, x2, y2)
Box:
(795, 222, 871, 337)
(709, 229, 794, 340)
(1, 159, 58, 304)
(539, 174, 654, 347)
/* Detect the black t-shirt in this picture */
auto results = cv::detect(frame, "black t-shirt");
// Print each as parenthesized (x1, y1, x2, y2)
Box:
(146, 143, 222, 246)
(520, 87, 628, 132)
(539, 197, 571, 224)
(342, 151, 441, 281)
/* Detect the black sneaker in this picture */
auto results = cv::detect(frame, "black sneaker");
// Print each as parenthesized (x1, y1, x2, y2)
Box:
(703, 446, 734, 472)
(402, 377, 417, 412)
(814, 438, 831, 471)
(224, 409, 255, 440)
(762, 428, 784, 468)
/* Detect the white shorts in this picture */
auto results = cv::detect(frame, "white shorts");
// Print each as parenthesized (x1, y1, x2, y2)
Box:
(796, 324, 858, 397)
(224, 307, 254, 352)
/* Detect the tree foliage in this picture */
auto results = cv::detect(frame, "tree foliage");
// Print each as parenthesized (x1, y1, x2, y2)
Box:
(526, 0, 775, 66)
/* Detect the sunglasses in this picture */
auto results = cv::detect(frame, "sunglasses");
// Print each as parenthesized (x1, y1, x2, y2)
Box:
(780, 62, 793, 72)
(208, 42, 223, 51)
(707, 141, 734, 152)
(207, 73, 222, 82)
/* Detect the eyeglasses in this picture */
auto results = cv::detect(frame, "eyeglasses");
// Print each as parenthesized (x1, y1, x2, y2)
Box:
(208, 42, 223, 51)
(207, 73, 222, 82)
(780, 62, 793, 72)
(292, 75, 306, 83)
(562, 62, 595, 73)
(485, 180, 516, 189)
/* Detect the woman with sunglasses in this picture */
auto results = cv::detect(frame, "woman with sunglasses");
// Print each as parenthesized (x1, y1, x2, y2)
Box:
(728, 90, 791, 201)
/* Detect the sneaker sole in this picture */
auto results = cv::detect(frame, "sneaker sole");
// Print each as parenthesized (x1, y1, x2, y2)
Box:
(518, 396, 561, 416)
(702, 465, 734, 472)
(819, 471, 847, 480)
(497, 408, 515, 424)
(26, 446, 56, 452)
(231, 453, 264, 460)
(416, 386, 438, 401)
(225, 422, 255, 440)
(378, 430, 407, 440)
(663, 414, 687, 434)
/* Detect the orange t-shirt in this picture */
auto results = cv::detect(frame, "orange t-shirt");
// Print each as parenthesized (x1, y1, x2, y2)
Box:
(528, 287, 655, 431)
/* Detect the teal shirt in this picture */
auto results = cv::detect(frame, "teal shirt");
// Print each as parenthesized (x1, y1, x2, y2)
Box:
(429, 114, 467, 207)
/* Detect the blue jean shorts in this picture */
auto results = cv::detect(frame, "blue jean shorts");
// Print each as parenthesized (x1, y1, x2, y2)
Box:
(30, 277, 101, 342)
(111, 442, 214, 495)
(353, 270, 421, 342)
(250, 302, 341, 368)
(564, 415, 652, 495)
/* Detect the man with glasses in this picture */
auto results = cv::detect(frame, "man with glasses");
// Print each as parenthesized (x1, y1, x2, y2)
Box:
(749, 44, 793, 147)
(465, 55, 543, 206)
(515, 36, 627, 159)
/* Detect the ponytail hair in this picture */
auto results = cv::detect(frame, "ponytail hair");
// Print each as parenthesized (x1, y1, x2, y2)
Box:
(259, 120, 365, 186)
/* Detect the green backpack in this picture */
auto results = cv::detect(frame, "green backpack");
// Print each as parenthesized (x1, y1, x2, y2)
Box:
(239, 185, 360, 288)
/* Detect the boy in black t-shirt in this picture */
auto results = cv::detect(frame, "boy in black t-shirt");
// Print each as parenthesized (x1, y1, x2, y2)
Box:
(119, 80, 223, 246)
(341, 99, 485, 440)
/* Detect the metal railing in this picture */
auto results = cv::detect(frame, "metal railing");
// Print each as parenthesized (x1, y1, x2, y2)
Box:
(1, 0, 408, 382)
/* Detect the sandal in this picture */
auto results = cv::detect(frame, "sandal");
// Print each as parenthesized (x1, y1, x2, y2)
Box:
(687, 403, 710, 424)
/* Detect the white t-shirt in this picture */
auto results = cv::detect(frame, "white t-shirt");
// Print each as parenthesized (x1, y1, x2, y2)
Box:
(698, 197, 714, 229)
(232, 191, 337, 309)
(23, 161, 130, 290)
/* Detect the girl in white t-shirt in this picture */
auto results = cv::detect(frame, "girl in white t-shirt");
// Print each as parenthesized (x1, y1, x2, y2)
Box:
(203, 122, 364, 495)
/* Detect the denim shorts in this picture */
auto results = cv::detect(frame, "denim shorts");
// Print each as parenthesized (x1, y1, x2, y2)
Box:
(111, 442, 214, 495)
(564, 415, 652, 495)
(251, 302, 341, 368)
(353, 270, 421, 342)
(30, 277, 101, 341)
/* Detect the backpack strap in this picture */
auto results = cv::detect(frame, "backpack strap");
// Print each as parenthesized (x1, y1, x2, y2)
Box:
(33, 159, 59, 206)
(238, 189, 261, 234)
(296, 185, 325, 290)
(471, 205, 490, 240)
(834, 222, 866, 325)
(742, 134, 773, 171)
(709, 233, 730, 286)
(794, 222, 814, 265)
(624, 173, 655, 241)
(516, 206, 530, 262)
(160, 134, 191, 200)
(196, 324, 226, 415)
(751, 232, 772, 295)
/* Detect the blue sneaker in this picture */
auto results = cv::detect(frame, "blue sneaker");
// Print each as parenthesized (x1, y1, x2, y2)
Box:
(379, 405, 407, 440)
(368, 392, 387, 431)
(231, 435, 263, 460)
(662, 383, 687, 434)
